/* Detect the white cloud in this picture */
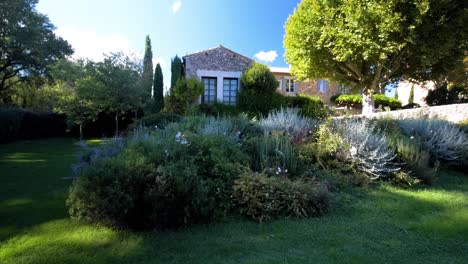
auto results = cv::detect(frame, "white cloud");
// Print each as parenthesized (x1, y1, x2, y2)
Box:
(55, 27, 139, 61)
(172, 1, 182, 14)
(254, 50, 278, 63)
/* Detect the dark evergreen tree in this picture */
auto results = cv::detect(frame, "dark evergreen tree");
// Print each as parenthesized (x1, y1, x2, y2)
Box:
(408, 85, 415, 105)
(142, 35, 154, 99)
(153, 63, 164, 113)
(395, 89, 399, 100)
(171, 55, 184, 89)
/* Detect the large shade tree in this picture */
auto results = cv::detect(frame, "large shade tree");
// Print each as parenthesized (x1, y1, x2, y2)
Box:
(78, 53, 143, 136)
(284, 0, 467, 115)
(0, 0, 73, 99)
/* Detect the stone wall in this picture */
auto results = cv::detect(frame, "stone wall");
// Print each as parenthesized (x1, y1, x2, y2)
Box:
(366, 103, 468, 123)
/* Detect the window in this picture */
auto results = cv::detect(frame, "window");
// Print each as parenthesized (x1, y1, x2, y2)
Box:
(202, 77, 217, 104)
(285, 79, 295, 93)
(318, 79, 329, 93)
(339, 84, 351, 94)
(223, 78, 238, 105)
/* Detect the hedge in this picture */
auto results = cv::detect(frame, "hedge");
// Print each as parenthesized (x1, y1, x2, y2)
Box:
(332, 94, 402, 110)
(0, 107, 67, 143)
(285, 94, 327, 118)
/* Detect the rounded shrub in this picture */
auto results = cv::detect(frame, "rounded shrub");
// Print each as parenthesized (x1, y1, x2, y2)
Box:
(166, 78, 204, 115)
(67, 131, 249, 230)
(286, 94, 327, 118)
(238, 63, 284, 115)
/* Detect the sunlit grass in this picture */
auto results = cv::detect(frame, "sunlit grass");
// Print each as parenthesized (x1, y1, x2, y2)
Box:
(0, 138, 467, 263)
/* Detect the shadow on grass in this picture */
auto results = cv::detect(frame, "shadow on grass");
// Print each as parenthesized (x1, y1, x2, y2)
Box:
(1, 177, 467, 264)
(0, 138, 467, 263)
(0, 138, 82, 242)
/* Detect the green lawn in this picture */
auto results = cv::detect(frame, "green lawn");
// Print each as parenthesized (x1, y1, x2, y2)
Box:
(0, 139, 467, 264)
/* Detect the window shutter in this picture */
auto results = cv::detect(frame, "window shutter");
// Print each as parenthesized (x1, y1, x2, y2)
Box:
(281, 78, 286, 92)
(294, 82, 298, 93)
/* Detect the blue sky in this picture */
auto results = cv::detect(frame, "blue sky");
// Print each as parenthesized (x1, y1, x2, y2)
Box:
(37, 0, 301, 88)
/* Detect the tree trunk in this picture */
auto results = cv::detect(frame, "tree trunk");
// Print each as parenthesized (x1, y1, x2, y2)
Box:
(115, 113, 119, 137)
(362, 90, 375, 116)
(79, 123, 83, 141)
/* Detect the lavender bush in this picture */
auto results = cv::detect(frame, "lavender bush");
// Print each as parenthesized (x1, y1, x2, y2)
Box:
(333, 118, 399, 179)
(260, 108, 319, 142)
(70, 137, 125, 178)
(397, 118, 468, 161)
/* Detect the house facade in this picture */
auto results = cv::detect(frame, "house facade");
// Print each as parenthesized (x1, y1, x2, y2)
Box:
(270, 67, 347, 104)
(183, 46, 345, 105)
(183, 46, 253, 105)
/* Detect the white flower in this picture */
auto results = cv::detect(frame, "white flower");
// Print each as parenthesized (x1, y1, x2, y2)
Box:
(350, 146, 357, 156)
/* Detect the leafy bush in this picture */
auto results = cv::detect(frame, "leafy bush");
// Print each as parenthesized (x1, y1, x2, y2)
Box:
(128, 113, 182, 130)
(286, 94, 327, 118)
(302, 167, 370, 191)
(238, 63, 284, 115)
(0, 107, 67, 143)
(233, 173, 329, 222)
(67, 155, 158, 228)
(197, 103, 241, 117)
(332, 94, 362, 106)
(397, 118, 468, 161)
(166, 78, 204, 115)
(425, 83, 467, 106)
(67, 130, 249, 230)
(332, 94, 402, 110)
(401, 103, 421, 109)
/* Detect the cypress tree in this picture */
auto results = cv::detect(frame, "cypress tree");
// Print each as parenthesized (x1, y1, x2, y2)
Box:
(153, 63, 164, 113)
(142, 35, 154, 99)
(408, 85, 414, 105)
(171, 55, 184, 89)
(394, 88, 399, 100)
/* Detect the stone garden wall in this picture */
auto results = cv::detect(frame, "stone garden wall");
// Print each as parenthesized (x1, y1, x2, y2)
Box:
(367, 103, 468, 123)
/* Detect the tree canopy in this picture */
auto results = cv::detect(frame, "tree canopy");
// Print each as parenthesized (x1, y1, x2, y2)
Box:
(284, 0, 467, 94)
(77, 53, 143, 135)
(0, 0, 73, 97)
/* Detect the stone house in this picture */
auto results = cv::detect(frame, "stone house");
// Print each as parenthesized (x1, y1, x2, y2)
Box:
(183, 45, 346, 105)
(183, 46, 253, 105)
(269, 67, 347, 104)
